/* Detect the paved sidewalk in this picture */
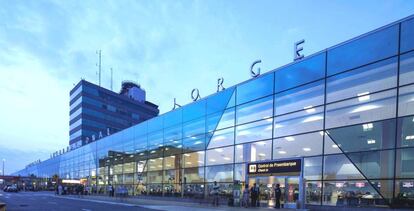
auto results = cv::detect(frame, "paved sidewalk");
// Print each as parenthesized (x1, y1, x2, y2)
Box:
(56, 194, 305, 211)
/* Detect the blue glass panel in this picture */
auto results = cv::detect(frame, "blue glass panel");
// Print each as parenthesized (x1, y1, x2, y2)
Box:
(399, 51, 414, 86)
(237, 96, 273, 125)
(275, 80, 324, 116)
(183, 134, 205, 153)
(163, 108, 182, 128)
(147, 116, 163, 133)
(164, 125, 182, 156)
(274, 106, 324, 137)
(327, 119, 396, 153)
(236, 119, 272, 144)
(401, 17, 414, 53)
(206, 108, 235, 132)
(183, 117, 205, 138)
(183, 99, 206, 122)
(328, 25, 399, 76)
(206, 88, 236, 114)
(275, 53, 325, 93)
(236, 73, 274, 105)
(327, 57, 397, 103)
(133, 121, 147, 136)
(134, 135, 148, 160)
(206, 127, 234, 149)
(148, 131, 163, 158)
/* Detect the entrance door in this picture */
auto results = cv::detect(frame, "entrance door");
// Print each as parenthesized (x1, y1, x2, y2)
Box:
(248, 176, 302, 208)
(284, 177, 300, 208)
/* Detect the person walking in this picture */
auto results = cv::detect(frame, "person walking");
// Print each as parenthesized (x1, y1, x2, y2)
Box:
(108, 184, 114, 197)
(212, 181, 220, 206)
(242, 184, 250, 208)
(58, 185, 63, 195)
(274, 183, 282, 209)
(250, 183, 259, 207)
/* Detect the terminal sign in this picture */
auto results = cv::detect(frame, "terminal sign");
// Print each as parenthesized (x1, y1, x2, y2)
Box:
(248, 159, 301, 175)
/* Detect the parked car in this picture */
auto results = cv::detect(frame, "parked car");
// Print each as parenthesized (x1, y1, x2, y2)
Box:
(3, 185, 19, 192)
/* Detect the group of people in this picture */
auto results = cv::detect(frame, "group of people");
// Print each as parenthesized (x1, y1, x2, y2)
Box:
(56, 184, 89, 196)
(107, 184, 129, 198)
(241, 183, 283, 208)
(211, 182, 284, 209)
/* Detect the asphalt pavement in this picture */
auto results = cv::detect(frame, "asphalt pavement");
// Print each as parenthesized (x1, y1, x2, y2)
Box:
(0, 190, 159, 211)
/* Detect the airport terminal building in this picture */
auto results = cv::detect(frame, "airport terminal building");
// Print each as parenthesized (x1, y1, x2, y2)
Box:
(15, 16, 414, 208)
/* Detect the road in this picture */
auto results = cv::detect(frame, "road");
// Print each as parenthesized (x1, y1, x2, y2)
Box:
(0, 191, 159, 211)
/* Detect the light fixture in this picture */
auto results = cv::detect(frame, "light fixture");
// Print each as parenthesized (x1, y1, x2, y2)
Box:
(214, 148, 224, 152)
(170, 155, 175, 158)
(367, 139, 376, 144)
(357, 92, 370, 102)
(405, 135, 414, 140)
(197, 151, 205, 154)
(258, 153, 266, 157)
(351, 105, 379, 113)
(362, 123, 373, 131)
(238, 130, 251, 136)
(209, 159, 216, 162)
(213, 136, 225, 141)
(266, 118, 273, 123)
(302, 115, 323, 123)
(236, 145, 243, 149)
(332, 144, 339, 148)
(186, 162, 192, 165)
(274, 124, 283, 129)
(194, 141, 203, 145)
(184, 154, 190, 157)
(197, 161, 203, 163)
(304, 105, 316, 113)
(303, 148, 311, 152)
(223, 157, 231, 160)
(278, 151, 287, 154)
(285, 136, 295, 141)
(256, 141, 266, 146)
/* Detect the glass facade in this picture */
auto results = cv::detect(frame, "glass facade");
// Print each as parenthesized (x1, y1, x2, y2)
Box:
(15, 16, 414, 208)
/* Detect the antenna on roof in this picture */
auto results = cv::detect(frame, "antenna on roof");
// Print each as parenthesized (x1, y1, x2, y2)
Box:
(110, 67, 113, 91)
(96, 50, 102, 86)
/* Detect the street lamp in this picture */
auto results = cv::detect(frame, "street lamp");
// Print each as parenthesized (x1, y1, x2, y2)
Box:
(1, 159, 4, 176)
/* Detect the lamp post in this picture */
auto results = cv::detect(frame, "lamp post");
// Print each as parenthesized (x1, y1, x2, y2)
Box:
(2, 159, 4, 176)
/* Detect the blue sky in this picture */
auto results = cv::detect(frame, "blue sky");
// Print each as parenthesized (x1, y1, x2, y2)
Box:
(1, 0, 414, 174)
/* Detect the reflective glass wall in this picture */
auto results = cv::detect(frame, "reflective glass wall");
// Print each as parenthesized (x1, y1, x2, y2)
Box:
(15, 16, 414, 208)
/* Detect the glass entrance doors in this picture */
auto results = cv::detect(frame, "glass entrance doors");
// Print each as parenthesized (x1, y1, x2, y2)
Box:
(248, 176, 302, 208)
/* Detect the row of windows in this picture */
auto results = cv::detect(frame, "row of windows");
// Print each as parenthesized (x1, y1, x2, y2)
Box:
(135, 50, 414, 136)
(94, 88, 413, 156)
(45, 144, 414, 183)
